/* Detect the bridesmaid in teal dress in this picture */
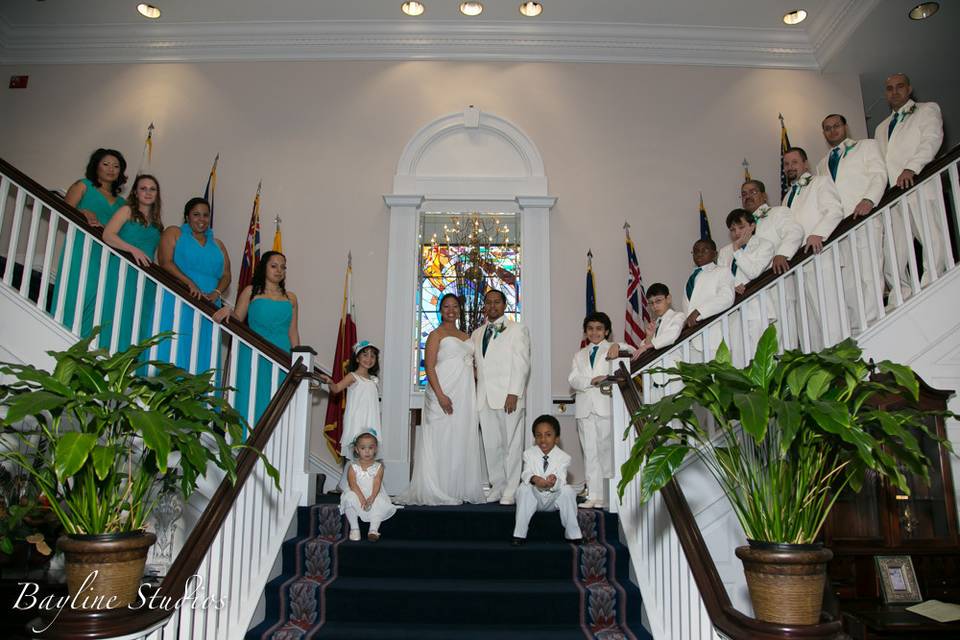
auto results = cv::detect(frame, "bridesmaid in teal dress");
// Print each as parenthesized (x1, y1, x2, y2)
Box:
(214, 251, 300, 436)
(157, 198, 232, 372)
(51, 149, 127, 334)
(100, 174, 164, 353)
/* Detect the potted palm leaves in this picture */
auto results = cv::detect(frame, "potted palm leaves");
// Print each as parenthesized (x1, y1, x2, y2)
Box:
(618, 325, 953, 625)
(0, 331, 278, 609)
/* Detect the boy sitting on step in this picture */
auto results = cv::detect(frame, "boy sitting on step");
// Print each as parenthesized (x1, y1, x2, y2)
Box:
(511, 415, 583, 546)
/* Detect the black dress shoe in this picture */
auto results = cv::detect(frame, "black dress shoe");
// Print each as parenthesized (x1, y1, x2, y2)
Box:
(511, 537, 526, 546)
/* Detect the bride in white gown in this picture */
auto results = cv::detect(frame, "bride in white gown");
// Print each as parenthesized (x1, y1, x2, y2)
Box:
(395, 293, 485, 505)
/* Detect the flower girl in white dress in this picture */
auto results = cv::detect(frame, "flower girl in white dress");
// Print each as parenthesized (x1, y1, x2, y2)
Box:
(340, 433, 400, 542)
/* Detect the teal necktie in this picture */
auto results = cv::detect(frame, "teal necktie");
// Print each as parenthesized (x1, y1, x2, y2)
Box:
(787, 184, 800, 207)
(828, 147, 841, 181)
(482, 324, 494, 356)
(887, 111, 900, 138)
(589, 345, 598, 367)
(685, 267, 702, 299)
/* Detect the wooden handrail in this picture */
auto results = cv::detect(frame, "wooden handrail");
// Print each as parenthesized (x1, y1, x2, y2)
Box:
(615, 361, 843, 639)
(0, 156, 292, 369)
(628, 142, 960, 374)
(35, 357, 310, 639)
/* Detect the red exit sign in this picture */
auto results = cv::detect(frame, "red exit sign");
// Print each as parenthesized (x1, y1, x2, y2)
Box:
(9, 75, 29, 89)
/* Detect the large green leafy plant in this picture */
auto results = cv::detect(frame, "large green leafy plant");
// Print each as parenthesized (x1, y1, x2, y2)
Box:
(0, 331, 278, 535)
(618, 325, 953, 544)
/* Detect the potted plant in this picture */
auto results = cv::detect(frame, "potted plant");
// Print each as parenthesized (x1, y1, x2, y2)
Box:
(618, 325, 953, 625)
(0, 330, 278, 609)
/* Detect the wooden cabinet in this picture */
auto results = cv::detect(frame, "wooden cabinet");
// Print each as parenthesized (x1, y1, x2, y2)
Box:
(822, 379, 960, 637)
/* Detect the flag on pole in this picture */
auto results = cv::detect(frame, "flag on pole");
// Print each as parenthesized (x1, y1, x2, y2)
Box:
(581, 249, 597, 347)
(324, 253, 357, 462)
(698, 192, 712, 241)
(742, 158, 752, 181)
(272, 215, 283, 253)
(624, 222, 651, 348)
(779, 113, 792, 199)
(237, 182, 261, 296)
(204, 153, 219, 227)
(137, 122, 155, 175)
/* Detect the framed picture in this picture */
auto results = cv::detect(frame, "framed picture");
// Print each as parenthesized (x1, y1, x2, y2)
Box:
(875, 555, 922, 604)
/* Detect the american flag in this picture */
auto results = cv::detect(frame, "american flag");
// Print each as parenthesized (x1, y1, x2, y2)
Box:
(779, 113, 792, 199)
(624, 222, 650, 347)
(237, 182, 261, 296)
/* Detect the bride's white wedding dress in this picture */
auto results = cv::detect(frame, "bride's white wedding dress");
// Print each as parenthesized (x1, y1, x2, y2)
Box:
(394, 336, 485, 505)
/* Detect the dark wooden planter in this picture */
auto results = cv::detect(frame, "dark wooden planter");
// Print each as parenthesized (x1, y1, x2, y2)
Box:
(57, 532, 156, 609)
(736, 541, 834, 625)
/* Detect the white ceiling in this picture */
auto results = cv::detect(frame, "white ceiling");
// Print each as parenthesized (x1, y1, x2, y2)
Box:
(0, 0, 883, 68)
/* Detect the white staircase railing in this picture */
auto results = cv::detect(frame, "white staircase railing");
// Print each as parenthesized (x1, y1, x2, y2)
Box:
(611, 149, 960, 640)
(0, 158, 317, 639)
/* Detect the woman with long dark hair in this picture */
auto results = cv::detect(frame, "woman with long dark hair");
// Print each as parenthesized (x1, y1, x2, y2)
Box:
(51, 148, 128, 334)
(214, 250, 299, 432)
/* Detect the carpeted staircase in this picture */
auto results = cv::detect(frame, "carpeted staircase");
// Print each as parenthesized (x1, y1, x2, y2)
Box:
(248, 498, 651, 639)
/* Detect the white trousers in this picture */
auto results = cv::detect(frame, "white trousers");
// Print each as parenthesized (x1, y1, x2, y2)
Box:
(512, 483, 582, 540)
(576, 413, 613, 503)
(839, 217, 884, 331)
(884, 184, 948, 302)
(479, 404, 525, 499)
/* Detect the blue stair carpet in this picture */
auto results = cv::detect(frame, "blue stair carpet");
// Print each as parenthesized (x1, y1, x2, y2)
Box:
(247, 500, 651, 640)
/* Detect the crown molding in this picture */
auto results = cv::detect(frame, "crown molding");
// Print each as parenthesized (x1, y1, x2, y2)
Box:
(0, 19, 819, 69)
(806, 0, 880, 68)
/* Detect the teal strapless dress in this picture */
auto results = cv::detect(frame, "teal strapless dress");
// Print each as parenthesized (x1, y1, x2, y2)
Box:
(49, 179, 124, 336)
(156, 225, 224, 372)
(234, 297, 292, 436)
(100, 220, 161, 353)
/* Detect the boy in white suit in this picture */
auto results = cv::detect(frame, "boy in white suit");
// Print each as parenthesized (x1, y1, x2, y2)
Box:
(817, 113, 888, 329)
(683, 239, 736, 359)
(472, 289, 531, 506)
(568, 311, 615, 509)
(783, 146, 844, 350)
(512, 414, 583, 545)
(629, 283, 685, 358)
(717, 209, 775, 363)
(874, 73, 945, 300)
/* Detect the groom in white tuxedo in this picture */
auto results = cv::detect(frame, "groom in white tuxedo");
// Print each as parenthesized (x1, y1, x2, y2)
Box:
(472, 289, 531, 505)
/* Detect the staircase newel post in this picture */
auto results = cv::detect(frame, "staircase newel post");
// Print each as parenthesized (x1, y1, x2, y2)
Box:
(292, 345, 317, 506)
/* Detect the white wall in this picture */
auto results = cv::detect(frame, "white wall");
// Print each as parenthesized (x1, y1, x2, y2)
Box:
(0, 60, 867, 463)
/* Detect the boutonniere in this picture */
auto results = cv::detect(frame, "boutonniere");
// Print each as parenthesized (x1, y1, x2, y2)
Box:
(492, 322, 508, 337)
(754, 204, 770, 221)
(796, 174, 812, 189)
(843, 140, 858, 156)
(901, 103, 918, 119)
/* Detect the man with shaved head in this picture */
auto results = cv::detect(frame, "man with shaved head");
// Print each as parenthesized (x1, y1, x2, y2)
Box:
(875, 73, 945, 301)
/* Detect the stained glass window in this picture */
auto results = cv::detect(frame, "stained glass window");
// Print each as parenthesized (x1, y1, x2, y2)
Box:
(415, 212, 521, 387)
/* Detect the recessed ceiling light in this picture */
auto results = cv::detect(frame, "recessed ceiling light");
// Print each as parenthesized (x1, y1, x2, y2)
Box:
(782, 9, 807, 25)
(460, 1, 483, 17)
(909, 2, 939, 20)
(401, 1, 425, 17)
(519, 2, 542, 17)
(136, 3, 161, 19)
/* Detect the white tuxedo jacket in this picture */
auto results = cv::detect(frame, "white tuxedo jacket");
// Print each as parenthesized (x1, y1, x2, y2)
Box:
(786, 173, 844, 240)
(520, 444, 571, 491)
(472, 317, 531, 410)
(682, 263, 735, 320)
(650, 308, 685, 350)
(874, 100, 944, 183)
(718, 235, 775, 287)
(816, 138, 887, 217)
(752, 204, 804, 259)
(568, 340, 613, 418)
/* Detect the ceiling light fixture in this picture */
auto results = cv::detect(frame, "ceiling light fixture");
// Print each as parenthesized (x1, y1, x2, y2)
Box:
(401, 1, 425, 16)
(519, 2, 542, 17)
(908, 2, 939, 20)
(136, 3, 161, 19)
(782, 9, 807, 25)
(460, 1, 483, 17)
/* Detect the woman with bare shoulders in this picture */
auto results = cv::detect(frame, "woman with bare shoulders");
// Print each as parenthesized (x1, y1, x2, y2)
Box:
(394, 293, 484, 505)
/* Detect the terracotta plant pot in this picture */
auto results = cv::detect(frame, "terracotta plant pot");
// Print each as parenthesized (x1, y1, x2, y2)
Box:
(58, 531, 156, 609)
(735, 541, 833, 625)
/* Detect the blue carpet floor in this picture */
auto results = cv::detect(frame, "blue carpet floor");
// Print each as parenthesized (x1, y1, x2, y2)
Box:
(247, 499, 651, 639)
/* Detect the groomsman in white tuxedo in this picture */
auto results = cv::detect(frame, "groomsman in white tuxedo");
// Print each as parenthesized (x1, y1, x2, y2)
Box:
(874, 73, 945, 300)
(683, 239, 735, 359)
(783, 147, 844, 349)
(816, 113, 888, 330)
(472, 289, 531, 505)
